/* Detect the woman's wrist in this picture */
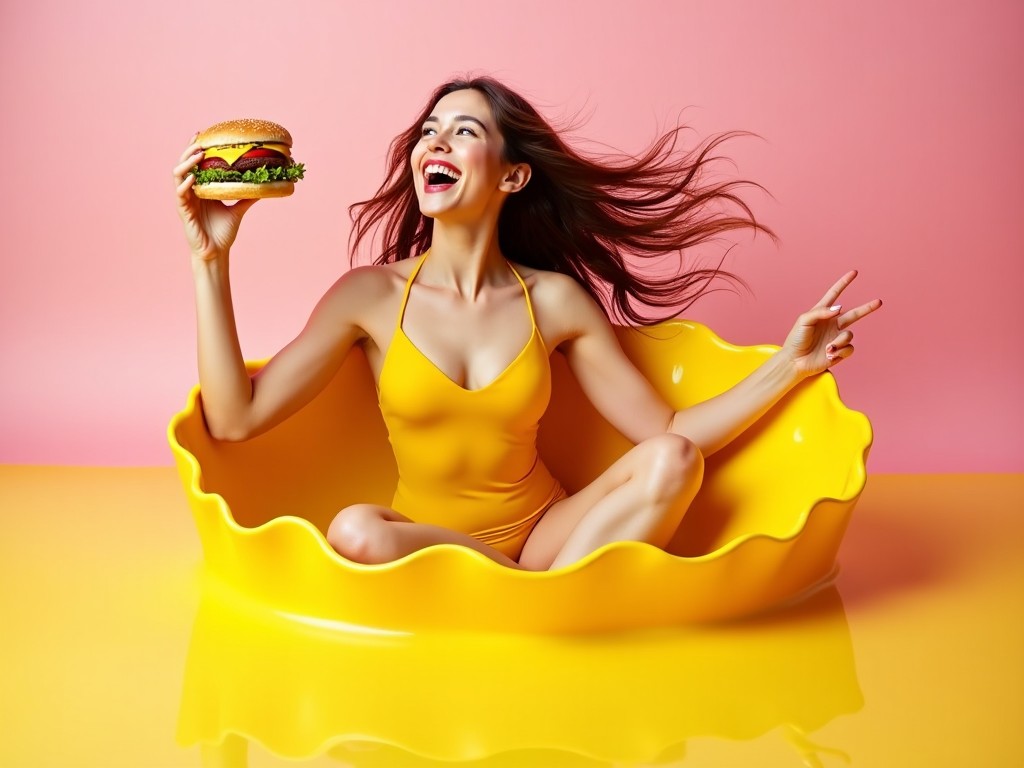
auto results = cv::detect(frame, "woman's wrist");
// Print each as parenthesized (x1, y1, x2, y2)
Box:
(766, 348, 807, 389)
(191, 248, 229, 275)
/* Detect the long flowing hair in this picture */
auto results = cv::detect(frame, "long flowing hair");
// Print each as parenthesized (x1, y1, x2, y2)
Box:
(348, 76, 773, 325)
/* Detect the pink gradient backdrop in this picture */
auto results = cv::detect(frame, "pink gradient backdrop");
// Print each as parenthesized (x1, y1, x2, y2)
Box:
(1, 0, 1021, 471)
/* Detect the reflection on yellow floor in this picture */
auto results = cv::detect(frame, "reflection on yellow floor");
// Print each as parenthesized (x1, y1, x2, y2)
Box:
(1, 468, 1023, 766)
(180, 581, 860, 767)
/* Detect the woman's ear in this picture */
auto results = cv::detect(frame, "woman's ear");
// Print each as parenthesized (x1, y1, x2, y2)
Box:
(499, 163, 531, 193)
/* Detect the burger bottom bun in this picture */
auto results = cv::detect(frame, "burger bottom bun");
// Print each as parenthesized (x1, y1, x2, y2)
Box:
(193, 181, 294, 200)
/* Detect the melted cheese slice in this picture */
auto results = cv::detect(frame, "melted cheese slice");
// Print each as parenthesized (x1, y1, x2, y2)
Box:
(203, 143, 292, 165)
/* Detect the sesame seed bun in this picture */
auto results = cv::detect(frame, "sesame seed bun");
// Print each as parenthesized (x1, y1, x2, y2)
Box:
(197, 118, 293, 149)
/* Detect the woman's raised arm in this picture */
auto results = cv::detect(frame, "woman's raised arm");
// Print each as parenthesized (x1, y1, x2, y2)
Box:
(173, 136, 371, 441)
(551, 271, 881, 457)
(667, 271, 881, 455)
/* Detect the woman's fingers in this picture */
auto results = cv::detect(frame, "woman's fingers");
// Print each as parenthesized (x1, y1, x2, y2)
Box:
(174, 134, 204, 193)
(817, 270, 858, 309)
(801, 304, 843, 326)
(837, 298, 883, 330)
(175, 171, 196, 197)
(827, 344, 854, 365)
(826, 330, 854, 353)
(232, 197, 260, 218)
(178, 137, 201, 163)
(173, 149, 203, 181)
(173, 160, 201, 191)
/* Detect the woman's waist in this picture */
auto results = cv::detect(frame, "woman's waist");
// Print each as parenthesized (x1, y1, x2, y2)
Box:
(391, 459, 563, 530)
(390, 438, 542, 487)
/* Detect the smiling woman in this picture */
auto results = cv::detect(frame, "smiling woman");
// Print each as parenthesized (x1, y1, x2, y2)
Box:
(172, 74, 880, 575)
(350, 79, 772, 325)
(408, 91, 524, 224)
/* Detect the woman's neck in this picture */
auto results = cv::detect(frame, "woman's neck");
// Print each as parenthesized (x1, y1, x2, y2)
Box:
(424, 219, 510, 299)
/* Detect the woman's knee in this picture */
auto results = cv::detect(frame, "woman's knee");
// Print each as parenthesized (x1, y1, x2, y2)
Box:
(638, 433, 704, 503)
(327, 504, 389, 563)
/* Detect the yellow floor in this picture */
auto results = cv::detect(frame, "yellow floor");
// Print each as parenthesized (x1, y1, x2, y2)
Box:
(1, 468, 1021, 767)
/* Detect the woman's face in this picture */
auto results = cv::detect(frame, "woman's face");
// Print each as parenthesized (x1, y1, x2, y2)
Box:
(410, 88, 514, 221)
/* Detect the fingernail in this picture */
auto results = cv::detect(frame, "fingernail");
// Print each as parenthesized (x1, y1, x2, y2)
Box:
(827, 344, 835, 353)
(829, 304, 842, 312)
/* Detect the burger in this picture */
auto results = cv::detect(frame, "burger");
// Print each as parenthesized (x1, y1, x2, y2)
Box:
(191, 118, 305, 200)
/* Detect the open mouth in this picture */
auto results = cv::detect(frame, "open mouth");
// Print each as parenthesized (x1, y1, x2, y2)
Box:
(424, 163, 461, 189)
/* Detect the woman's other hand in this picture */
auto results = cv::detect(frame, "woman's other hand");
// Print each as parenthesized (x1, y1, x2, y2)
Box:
(173, 134, 258, 262)
(781, 270, 882, 377)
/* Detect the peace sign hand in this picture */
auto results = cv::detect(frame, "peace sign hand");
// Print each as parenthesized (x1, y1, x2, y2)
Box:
(781, 270, 882, 378)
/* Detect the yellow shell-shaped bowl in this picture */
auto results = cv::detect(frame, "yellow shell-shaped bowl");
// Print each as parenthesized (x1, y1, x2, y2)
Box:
(168, 321, 872, 633)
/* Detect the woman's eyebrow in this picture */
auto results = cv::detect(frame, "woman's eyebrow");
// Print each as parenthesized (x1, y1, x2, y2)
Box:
(423, 115, 489, 133)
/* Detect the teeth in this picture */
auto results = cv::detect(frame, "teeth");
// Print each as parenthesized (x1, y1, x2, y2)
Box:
(424, 163, 461, 182)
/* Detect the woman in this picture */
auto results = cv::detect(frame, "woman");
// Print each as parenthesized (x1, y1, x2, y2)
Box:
(173, 76, 880, 572)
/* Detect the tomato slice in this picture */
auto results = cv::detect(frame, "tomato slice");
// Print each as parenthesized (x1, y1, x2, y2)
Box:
(239, 147, 286, 160)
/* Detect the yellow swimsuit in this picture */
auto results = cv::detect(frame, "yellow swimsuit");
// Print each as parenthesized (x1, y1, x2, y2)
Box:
(377, 253, 567, 560)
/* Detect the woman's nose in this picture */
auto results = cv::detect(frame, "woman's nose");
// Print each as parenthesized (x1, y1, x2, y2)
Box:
(426, 129, 450, 152)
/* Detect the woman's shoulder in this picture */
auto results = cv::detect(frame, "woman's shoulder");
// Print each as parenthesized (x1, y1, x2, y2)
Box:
(310, 260, 418, 333)
(511, 263, 610, 342)
(329, 257, 421, 297)
(512, 263, 599, 311)
(512, 263, 585, 299)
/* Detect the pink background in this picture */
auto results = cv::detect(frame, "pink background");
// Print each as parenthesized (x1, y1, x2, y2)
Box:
(1, 0, 1021, 472)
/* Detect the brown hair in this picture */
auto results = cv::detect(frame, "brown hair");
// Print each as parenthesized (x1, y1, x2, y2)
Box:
(348, 76, 773, 325)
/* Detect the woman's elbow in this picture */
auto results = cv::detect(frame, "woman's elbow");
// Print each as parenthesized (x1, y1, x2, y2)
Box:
(200, 405, 253, 442)
(208, 424, 251, 442)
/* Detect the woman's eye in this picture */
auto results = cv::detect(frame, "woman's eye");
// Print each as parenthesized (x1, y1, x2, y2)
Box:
(420, 126, 476, 137)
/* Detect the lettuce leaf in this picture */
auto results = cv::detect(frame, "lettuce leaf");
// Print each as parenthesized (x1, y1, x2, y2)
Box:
(192, 163, 306, 185)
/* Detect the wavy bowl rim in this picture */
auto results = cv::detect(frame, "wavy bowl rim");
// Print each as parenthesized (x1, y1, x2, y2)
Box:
(166, 320, 873, 581)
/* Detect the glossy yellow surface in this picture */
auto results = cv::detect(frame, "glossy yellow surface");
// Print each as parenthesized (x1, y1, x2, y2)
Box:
(1, 469, 1022, 766)
(167, 322, 872, 631)
(180, 581, 860, 764)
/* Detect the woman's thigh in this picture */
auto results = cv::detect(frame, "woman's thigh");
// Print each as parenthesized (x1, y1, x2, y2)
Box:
(517, 450, 635, 571)
(327, 503, 526, 569)
(518, 434, 701, 571)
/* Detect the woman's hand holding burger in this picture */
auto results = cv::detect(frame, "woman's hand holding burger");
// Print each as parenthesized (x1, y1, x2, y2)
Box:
(174, 134, 258, 264)
(173, 119, 304, 262)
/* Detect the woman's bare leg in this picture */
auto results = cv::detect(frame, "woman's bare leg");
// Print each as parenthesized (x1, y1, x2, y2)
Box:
(518, 433, 704, 571)
(327, 433, 702, 573)
(326, 504, 527, 570)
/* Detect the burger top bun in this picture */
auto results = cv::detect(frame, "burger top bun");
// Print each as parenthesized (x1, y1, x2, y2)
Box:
(192, 181, 295, 201)
(198, 118, 293, 149)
